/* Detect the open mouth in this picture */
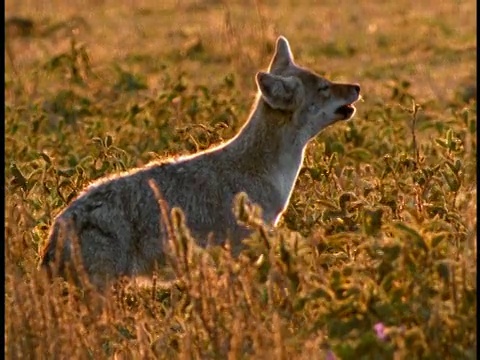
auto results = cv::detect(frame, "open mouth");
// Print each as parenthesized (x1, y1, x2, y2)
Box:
(335, 104, 356, 119)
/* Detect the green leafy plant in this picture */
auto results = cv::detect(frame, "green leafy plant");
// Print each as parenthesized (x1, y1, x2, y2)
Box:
(5, 1, 476, 359)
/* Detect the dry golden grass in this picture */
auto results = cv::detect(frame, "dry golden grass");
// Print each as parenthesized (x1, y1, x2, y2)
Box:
(5, 0, 476, 358)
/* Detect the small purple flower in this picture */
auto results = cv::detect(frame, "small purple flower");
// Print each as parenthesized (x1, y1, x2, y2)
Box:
(374, 322, 388, 341)
(325, 350, 337, 360)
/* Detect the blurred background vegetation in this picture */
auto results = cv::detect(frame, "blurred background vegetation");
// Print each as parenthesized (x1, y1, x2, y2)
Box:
(5, 0, 476, 359)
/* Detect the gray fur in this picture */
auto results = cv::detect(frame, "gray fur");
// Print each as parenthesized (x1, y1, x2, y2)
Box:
(39, 36, 361, 289)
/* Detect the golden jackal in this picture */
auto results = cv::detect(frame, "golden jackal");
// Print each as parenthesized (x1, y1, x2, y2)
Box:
(39, 36, 361, 289)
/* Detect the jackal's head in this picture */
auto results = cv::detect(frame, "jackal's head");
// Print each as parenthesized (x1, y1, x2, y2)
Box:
(256, 36, 360, 141)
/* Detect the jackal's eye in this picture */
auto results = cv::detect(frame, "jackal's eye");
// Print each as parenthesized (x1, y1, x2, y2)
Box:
(318, 84, 329, 92)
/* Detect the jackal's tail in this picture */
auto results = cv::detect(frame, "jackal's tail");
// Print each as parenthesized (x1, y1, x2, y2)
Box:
(38, 219, 74, 279)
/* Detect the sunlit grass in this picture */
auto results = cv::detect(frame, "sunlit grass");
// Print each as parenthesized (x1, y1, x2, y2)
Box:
(5, 0, 476, 358)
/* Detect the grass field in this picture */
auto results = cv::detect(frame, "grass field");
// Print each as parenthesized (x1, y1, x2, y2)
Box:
(5, 0, 477, 358)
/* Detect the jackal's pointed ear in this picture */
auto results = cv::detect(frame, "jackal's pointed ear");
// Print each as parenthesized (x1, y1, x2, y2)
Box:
(256, 72, 304, 111)
(268, 36, 294, 73)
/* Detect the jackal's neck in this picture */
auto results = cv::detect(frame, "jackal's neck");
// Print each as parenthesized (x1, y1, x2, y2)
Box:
(221, 97, 305, 174)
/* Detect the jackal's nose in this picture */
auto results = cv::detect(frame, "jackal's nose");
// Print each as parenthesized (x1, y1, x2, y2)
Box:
(353, 84, 361, 95)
